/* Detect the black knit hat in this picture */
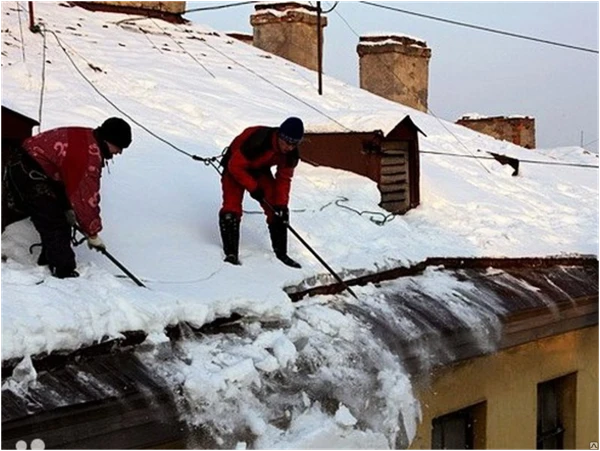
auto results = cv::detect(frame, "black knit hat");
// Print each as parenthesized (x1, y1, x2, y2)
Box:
(99, 117, 132, 149)
(278, 117, 304, 144)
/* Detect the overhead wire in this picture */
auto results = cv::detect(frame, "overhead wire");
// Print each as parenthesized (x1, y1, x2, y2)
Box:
(184, 1, 258, 14)
(359, 1, 599, 55)
(333, 5, 493, 174)
(334, 5, 599, 169)
(321, 2, 340, 14)
(421, 150, 599, 169)
(308, 1, 340, 14)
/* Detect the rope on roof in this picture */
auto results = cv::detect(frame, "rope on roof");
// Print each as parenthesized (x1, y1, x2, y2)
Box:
(39, 26, 221, 170)
(199, 35, 354, 132)
(148, 18, 215, 78)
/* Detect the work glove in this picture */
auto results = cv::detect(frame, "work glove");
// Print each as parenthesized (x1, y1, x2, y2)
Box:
(87, 234, 106, 252)
(65, 209, 77, 226)
(250, 187, 265, 202)
(272, 205, 289, 224)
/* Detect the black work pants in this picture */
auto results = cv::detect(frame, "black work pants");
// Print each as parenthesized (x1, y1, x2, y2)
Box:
(2, 148, 75, 273)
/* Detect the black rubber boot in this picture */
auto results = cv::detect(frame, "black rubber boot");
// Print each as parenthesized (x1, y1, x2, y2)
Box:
(269, 221, 301, 269)
(219, 212, 241, 265)
(51, 267, 80, 279)
(37, 247, 48, 266)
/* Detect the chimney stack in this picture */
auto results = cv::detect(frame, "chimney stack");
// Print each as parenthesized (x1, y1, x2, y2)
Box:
(456, 115, 536, 149)
(250, 2, 327, 71)
(357, 34, 431, 112)
(74, 2, 186, 22)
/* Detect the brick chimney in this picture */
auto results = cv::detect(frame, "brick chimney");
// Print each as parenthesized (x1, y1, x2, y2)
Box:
(250, 2, 327, 71)
(226, 32, 253, 45)
(73, 2, 186, 22)
(456, 115, 536, 149)
(357, 34, 431, 112)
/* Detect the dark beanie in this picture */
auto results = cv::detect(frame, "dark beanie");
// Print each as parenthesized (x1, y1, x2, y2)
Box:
(99, 117, 132, 149)
(278, 117, 304, 144)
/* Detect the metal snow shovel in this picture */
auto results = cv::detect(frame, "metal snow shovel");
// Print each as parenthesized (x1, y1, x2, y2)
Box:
(263, 200, 358, 300)
(73, 225, 146, 288)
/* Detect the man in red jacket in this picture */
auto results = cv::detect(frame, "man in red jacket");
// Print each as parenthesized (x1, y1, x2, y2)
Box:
(219, 117, 304, 268)
(2, 117, 132, 278)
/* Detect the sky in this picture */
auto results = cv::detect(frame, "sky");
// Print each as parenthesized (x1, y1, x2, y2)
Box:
(1, 2, 598, 448)
(185, 1, 600, 154)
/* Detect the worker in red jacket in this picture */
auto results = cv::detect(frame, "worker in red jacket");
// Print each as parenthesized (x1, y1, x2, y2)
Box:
(219, 117, 304, 268)
(2, 117, 132, 278)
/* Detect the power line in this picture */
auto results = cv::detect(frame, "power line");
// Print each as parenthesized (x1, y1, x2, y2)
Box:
(184, 1, 258, 14)
(421, 150, 599, 169)
(359, 1, 599, 55)
(199, 36, 353, 131)
(333, 6, 492, 174)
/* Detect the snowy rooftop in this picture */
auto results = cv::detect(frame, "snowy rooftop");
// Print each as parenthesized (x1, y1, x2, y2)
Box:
(1, 2, 598, 448)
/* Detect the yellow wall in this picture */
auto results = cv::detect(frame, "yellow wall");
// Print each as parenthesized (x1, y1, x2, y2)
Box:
(410, 326, 599, 449)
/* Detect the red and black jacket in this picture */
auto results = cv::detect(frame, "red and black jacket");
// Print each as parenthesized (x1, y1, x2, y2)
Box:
(22, 127, 104, 236)
(223, 126, 299, 206)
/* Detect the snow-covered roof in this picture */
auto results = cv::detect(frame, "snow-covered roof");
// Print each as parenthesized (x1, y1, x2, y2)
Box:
(1, 3, 597, 448)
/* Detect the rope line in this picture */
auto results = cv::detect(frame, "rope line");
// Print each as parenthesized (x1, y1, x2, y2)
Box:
(149, 18, 215, 78)
(333, 196, 396, 226)
(199, 36, 353, 132)
(37, 23, 47, 130)
(16, 1, 26, 62)
(39, 26, 221, 169)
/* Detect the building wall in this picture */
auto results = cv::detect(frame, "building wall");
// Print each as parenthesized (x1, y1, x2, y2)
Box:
(251, 5, 327, 71)
(456, 116, 536, 149)
(92, 2, 186, 14)
(409, 326, 599, 449)
(357, 36, 431, 112)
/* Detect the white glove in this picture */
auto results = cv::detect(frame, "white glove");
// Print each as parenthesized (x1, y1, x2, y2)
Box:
(87, 235, 106, 251)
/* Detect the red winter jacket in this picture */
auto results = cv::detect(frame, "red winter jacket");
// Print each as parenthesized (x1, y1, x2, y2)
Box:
(23, 127, 104, 236)
(225, 126, 299, 206)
